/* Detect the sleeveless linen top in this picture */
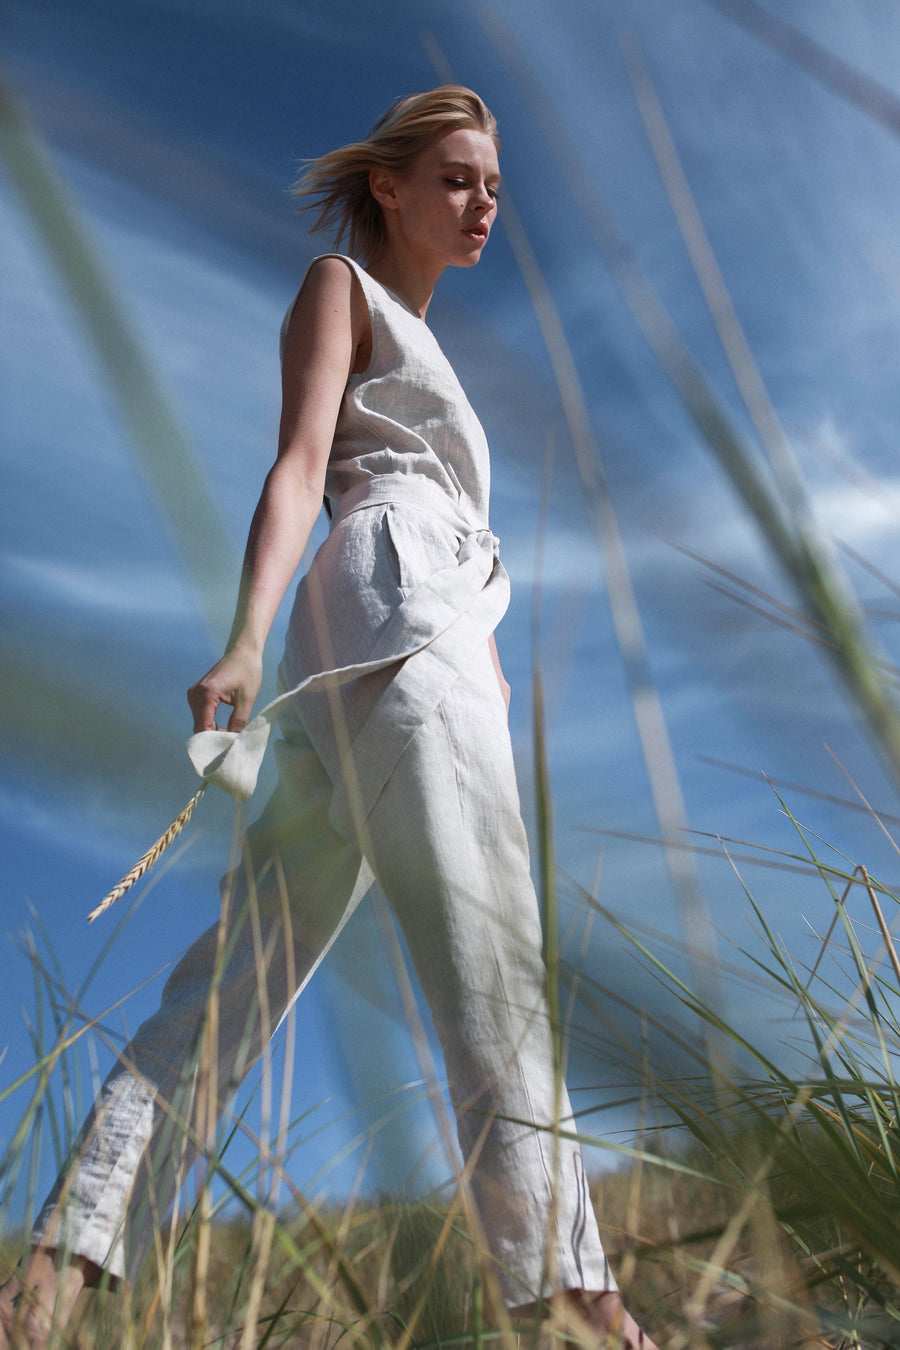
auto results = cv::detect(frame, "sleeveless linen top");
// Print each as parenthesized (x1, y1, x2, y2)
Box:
(337, 260, 491, 527)
(280, 255, 491, 531)
(188, 255, 510, 836)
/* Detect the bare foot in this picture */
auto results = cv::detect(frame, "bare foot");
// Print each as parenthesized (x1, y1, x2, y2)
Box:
(579, 1291, 658, 1348)
(0, 1250, 100, 1350)
(510, 1289, 658, 1349)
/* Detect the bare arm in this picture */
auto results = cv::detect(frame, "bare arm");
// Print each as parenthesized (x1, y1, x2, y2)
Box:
(489, 632, 511, 714)
(187, 259, 368, 734)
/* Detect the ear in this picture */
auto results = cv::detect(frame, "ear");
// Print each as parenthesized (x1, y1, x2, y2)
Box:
(369, 166, 401, 212)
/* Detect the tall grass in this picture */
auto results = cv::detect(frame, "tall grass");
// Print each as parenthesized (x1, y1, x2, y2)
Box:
(7, 787, 900, 1346)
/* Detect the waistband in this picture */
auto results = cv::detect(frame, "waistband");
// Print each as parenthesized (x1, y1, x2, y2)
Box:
(329, 476, 485, 537)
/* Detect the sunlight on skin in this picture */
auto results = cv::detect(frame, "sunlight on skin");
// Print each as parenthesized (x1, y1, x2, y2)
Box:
(511, 1290, 658, 1348)
(0, 1251, 100, 1350)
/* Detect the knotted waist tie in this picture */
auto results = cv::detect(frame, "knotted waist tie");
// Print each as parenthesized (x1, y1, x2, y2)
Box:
(186, 478, 509, 804)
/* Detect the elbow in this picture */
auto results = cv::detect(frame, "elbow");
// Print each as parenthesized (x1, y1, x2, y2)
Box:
(265, 452, 328, 507)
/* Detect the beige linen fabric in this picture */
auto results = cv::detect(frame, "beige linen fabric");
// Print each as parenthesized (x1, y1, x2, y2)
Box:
(33, 257, 616, 1305)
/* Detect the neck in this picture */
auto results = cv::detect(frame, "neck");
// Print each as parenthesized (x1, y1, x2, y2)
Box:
(365, 242, 444, 319)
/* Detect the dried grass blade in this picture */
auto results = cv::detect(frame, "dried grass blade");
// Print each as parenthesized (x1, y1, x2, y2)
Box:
(861, 865, 900, 989)
(699, 755, 900, 826)
(804, 868, 857, 994)
(701, 0, 900, 139)
(622, 32, 799, 493)
(498, 194, 723, 1052)
(87, 784, 207, 922)
(620, 35, 900, 783)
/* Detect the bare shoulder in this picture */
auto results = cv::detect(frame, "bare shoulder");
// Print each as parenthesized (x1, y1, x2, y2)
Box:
(285, 256, 368, 353)
(305, 254, 356, 298)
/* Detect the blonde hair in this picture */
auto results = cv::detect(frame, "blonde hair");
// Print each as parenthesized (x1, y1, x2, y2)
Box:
(294, 86, 499, 264)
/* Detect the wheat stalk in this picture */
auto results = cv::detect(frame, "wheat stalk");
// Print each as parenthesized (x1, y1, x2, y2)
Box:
(88, 784, 207, 922)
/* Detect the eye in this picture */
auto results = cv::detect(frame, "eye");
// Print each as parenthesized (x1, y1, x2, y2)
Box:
(444, 177, 467, 188)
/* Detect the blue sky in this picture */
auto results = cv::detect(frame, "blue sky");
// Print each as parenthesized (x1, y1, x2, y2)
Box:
(4, 0, 900, 1224)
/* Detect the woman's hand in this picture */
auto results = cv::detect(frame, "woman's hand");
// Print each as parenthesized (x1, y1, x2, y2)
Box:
(187, 644, 264, 734)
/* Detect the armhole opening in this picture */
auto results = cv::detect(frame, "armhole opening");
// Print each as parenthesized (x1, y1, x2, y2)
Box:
(279, 254, 377, 378)
(313, 253, 377, 380)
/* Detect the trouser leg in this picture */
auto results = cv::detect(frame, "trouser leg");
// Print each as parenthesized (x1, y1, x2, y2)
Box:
(364, 647, 616, 1307)
(32, 656, 614, 1304)
(32, 717, 372, 1283)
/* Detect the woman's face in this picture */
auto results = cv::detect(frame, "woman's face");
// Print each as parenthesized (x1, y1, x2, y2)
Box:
(378, 127, 500, 269)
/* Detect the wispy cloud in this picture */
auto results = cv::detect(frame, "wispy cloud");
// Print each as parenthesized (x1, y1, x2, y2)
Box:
(4, 553, 196, 619)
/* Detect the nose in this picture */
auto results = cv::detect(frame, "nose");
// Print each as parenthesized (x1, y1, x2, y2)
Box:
(473, 182, 496, 211)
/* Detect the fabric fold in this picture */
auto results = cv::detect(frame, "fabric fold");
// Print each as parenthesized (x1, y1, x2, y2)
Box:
(187, 523, 508, 808)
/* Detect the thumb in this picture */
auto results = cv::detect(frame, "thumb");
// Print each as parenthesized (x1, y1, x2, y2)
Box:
(226, 695, 253, 734)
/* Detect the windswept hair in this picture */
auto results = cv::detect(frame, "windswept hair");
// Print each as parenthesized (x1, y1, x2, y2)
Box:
(294, 86, 499, 264)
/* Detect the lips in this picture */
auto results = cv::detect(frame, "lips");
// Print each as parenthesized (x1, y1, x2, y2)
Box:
(463, 225, 489, 241)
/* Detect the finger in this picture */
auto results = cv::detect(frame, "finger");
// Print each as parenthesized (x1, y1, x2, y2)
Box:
(187, 682, 226, 734)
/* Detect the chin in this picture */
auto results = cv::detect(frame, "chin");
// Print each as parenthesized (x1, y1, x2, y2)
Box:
(454, 243, 488, 268)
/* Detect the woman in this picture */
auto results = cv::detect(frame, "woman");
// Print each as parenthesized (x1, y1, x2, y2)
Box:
(1, 87, 655, 1348)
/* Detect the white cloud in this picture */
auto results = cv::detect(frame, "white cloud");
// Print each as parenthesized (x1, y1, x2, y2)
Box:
(811, 479, 900, 551)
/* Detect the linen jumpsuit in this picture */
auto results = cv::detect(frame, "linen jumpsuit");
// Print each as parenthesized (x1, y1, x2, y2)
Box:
(33, 255, 616, 1308)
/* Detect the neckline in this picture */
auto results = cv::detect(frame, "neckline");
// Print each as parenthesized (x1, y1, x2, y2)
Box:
(364, 270, 429, 325)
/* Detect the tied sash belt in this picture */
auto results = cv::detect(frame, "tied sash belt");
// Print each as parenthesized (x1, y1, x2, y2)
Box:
(187, 478, 509, 832)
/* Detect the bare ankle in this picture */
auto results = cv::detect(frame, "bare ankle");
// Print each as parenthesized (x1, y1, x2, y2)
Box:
(509, 1290, 657, 1350)
(0, 1248, 102, 1350)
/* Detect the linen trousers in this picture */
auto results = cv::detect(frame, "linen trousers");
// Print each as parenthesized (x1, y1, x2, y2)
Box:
(33, 643, 615, 1307)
